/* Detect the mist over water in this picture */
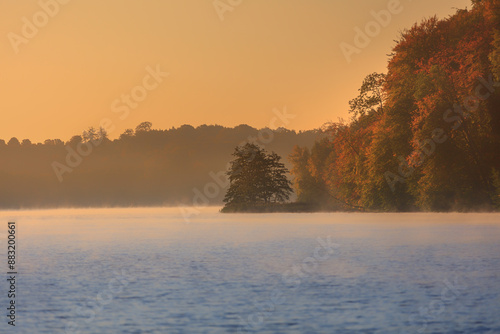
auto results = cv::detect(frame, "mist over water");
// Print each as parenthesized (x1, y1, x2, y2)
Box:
(0, 207, 499, 333)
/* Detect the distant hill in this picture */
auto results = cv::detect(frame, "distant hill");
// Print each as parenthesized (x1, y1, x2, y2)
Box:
(0, 123, 321, 208)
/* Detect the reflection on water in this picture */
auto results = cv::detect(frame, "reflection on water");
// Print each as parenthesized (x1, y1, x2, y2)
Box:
(0, 207, 499, 333)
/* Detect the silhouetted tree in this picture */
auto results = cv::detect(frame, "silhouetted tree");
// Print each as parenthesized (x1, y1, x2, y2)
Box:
(67, 135, 83, 146)
(135, 121, 152, 133)
(82, 127, 108, 145)
(223, 143, 292, 210)
(268, 152, 294, 203)
(7, 137, 20, 146)
(348, 72, 386, 119)
(119, 129, 134, 140)
(82, 127, 98, 143)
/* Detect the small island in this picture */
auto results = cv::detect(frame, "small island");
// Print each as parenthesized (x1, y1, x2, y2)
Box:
(221, 143, 300, 213)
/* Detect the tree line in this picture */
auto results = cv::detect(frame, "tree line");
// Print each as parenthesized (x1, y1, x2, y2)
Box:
(0, 123, 318, 208)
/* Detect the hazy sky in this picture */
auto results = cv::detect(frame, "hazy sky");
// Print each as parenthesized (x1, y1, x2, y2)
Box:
(0, 0, 470, 142)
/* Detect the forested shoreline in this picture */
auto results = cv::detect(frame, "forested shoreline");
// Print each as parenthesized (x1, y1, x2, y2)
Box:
(290, 1, 500, 212)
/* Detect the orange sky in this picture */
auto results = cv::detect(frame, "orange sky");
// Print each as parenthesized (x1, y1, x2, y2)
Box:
(0, 0, 471, 142)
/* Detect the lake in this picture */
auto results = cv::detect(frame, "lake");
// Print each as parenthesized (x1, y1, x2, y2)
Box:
(0, 207, 499, 333)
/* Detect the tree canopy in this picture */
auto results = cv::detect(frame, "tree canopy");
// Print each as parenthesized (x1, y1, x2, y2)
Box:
(222, 143, 293, 211)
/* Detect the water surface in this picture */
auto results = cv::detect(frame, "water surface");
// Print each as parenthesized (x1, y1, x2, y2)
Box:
(0, 208, 499, 333)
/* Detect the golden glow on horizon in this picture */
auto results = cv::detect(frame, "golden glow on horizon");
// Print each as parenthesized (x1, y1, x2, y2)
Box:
(0, 0, 470, 142)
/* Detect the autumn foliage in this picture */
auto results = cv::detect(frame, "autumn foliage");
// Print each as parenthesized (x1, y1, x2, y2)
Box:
(291, 0, 500, 211)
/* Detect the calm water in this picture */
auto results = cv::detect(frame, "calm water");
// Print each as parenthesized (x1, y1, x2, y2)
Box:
(0, 208, 499, 333)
